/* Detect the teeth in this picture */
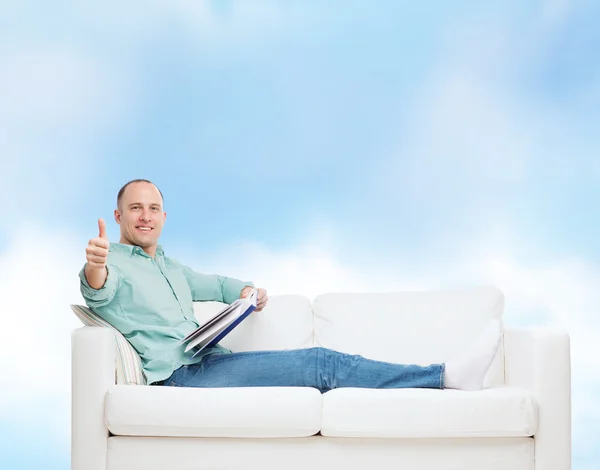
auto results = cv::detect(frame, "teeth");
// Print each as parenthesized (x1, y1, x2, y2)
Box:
(138, 227, 151, 231)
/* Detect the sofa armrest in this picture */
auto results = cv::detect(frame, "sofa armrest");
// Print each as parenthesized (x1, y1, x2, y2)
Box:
(72, 326, 116, 470)
(504, 327, 571, 470)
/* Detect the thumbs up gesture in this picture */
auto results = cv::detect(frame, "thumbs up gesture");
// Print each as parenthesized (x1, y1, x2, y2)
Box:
(86, 218, 110, 270)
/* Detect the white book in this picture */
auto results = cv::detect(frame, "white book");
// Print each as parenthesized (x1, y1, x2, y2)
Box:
(180, 289, 258, 358)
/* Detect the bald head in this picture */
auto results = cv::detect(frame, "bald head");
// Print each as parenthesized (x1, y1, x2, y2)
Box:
(117, 179, 164, 211)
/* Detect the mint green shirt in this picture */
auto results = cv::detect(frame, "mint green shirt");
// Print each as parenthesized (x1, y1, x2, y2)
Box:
(79, 242, 253, 385)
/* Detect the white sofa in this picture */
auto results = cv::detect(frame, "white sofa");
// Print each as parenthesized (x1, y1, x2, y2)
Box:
(71, 286, 571, 470)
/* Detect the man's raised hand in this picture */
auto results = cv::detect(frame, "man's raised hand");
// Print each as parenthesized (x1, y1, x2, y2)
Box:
(86, 218, 110, 270)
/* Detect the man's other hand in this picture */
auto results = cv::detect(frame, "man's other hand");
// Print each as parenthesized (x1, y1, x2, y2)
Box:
(241, 286, 269, 312)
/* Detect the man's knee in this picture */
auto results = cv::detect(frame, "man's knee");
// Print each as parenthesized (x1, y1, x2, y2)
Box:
(309, 346, 338, 364)
(304, 346, 327, 366)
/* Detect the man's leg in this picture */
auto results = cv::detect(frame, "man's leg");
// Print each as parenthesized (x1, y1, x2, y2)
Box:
(163, 347, 444, 392)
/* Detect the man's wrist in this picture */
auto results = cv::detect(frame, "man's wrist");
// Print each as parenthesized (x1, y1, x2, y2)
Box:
(84, 264, 109, 290)
(85, 263, 106, 272)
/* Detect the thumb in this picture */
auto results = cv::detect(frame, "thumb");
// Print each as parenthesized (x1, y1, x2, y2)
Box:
(98, 218, 108, 240)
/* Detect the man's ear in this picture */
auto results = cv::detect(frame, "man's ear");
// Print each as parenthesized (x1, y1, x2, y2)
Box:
(114, 209, 121, 224)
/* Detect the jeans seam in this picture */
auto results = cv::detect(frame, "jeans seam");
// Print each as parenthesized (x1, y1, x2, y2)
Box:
(440, 363, 445, 389)
(206, 350, 279, 363)
(315, 347, 323, 392)
(327, 348, 337, 391)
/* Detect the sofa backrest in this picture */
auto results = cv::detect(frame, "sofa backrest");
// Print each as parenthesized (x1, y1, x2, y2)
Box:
(193, 294, 314, 352)
(312, 286, 505, 387)
(193, 285, 505, 387)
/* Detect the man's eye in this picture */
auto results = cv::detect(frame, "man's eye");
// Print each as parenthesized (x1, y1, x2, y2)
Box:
(152, 207, 160, 211)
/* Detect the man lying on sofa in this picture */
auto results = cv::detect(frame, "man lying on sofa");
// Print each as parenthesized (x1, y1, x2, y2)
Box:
(80, 179, 501, 391)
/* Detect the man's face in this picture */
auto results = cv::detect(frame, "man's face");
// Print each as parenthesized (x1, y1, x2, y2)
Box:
(115, 182, 166, 249)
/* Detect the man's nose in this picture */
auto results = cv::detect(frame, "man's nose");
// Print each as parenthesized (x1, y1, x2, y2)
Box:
(139, 211, 151, 222)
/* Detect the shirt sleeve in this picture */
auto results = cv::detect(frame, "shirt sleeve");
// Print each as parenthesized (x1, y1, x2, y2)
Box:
(79, 263, 121, 308)
(179, 264, 254, 304)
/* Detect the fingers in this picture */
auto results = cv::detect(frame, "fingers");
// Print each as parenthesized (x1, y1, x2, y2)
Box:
(256, 288, 268, 311)
(86, 247, 108, 265)
(86, 246, 108, 259)
(88, 238, 110, 250)
(98, 218, 108, 240)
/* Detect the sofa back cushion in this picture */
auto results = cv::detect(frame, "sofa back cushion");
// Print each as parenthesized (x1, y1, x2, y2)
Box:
(193, 295, 314, 352)
(312, 286, 505, 386)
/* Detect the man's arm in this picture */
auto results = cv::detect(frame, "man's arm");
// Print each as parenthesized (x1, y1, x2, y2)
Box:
(179, 263, 254, 305)
(79, 264, 121, 307)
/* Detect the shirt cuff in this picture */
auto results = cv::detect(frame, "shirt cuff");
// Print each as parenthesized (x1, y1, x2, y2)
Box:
(220, 277, 254, 304)
(79, 264, 119, 305)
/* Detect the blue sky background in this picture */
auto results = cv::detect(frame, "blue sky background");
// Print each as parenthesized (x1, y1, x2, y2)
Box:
(1, 1, 599, 469)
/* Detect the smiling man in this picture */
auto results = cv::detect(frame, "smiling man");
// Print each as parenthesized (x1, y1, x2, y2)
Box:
(79, 179, 501, 391)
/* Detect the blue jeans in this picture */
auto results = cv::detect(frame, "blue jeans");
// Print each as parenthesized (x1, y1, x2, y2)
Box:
(160, 347, 445, 392)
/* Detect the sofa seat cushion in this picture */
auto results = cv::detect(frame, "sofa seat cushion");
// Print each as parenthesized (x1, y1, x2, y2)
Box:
(105, 385, 323, 438)
(322, 386, 538, 438)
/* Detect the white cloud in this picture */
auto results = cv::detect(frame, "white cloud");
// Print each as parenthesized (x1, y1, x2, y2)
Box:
(192, 241, 379, 300)
(0, 225, 84, 446)
(410, 68, 532, 181)
(183, 220, 426, 300)
(375, 49, 536, 206)
(372, 1, 598, 207)
(0, 50, 120, 129)
(540, 0, 573, 27)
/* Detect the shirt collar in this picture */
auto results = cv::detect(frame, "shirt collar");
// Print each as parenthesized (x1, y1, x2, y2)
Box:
(109, 242, 164, 258)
